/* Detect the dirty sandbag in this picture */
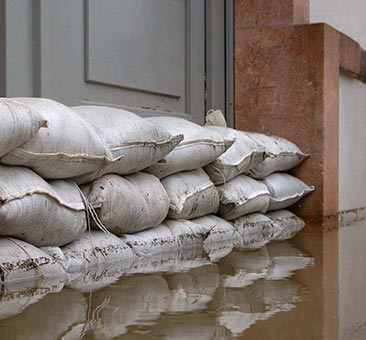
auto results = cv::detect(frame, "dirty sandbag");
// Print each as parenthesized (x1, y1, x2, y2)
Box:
(0, 237, 65, 284)
(82, 172, 170, 235)
(217, 175, 270, 220)
(0, 98, 47, 158)
(72, 105, 183, 182)
(0, 276, 64, 320)
(42, 231, 136, 273)
(246, 133, 308, 179)
(161, 168, 219, 219)
(145, 116, 234, 178)
(0, 165, 86, 246)
(204, 126, 268, 185)
(266, 209, 305, 240)
(1, 98, 114, 181)
(262, 173, 314, 211)
(89, 274, 170, 340)
(0, 287, 88, 340)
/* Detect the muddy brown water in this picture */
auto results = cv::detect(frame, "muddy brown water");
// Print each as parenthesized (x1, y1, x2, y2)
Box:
(0, 219, 364, 340)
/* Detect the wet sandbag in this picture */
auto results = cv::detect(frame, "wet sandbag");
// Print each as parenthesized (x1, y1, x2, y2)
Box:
(145, 117, 233, 178)
(90, 274, 170, 339)
(204, 126, 267, 185)
(82, 172, 170, 235)
(0, 287, 88, 340)
(246, 133, 308, 179)
(266, 210, 305, 240)
(1, 98, 113, 181)
(72, 105, 183, 182)
(231, 213, 281, 246)
(0, 238, 65, 283)
(0, 98, 48, 157)
(217, 175, 270, 220)
(262, 173, 314, 211)
(42, 231, 136, 273)
(161, 168, 219, 219)
(0, 165, 86, 246)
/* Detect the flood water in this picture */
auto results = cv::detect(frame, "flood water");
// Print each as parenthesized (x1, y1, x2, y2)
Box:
(0, 219, 364, 339)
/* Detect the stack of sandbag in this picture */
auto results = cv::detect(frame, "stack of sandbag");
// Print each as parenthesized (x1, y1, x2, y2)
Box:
(119, 117, 238, 257)
(204, 125, 314, 240)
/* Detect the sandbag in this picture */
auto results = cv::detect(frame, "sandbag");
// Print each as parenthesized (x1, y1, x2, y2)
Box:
(122, 217, 236, 257)
(0, 238, 65, 283)
(72, 105, 183, 182)
(266, 210, 305, 240)
(145, 116, 233, 178)
(42, 231, 136, 273)
(82, 172, 170, 235)
(204, 126, 267, 185)
(232, 213, 281, 244)
(216, 175, 270, 220)
(246, 133, 308, 179)
(161, 168, 219, 219)
(1, 98, 113, 181)
(262, 173, 314, 211)
(0, 98, 47, 157)
(0, 165, 86, 246)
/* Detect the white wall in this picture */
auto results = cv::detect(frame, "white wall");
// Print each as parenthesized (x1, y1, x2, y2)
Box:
(310, 0, 366, 48)
(339, 75, 366, 212)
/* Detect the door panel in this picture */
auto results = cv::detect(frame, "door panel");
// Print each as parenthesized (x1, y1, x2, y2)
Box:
(34, 0, 205, 122)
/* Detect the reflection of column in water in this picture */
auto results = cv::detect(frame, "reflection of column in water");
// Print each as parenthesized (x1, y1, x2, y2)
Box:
(212, 280, 303, 336)
(265, 242, 314, 280)
(0, 288, 88, 340)
(164, 264, 221, 313)
(90, 274, 170, 340)
(218, 247, 271, 288)
(0, 276, 64, 320)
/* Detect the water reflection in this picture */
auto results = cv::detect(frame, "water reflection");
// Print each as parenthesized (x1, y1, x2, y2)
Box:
(0, 236, 316, 340)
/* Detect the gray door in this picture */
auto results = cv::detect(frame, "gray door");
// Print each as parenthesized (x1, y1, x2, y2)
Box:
(0, 0, 232, 124)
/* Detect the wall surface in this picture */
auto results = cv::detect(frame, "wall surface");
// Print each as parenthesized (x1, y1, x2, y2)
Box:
(310, 0, 366, 48)
(339, 75, 366, 212)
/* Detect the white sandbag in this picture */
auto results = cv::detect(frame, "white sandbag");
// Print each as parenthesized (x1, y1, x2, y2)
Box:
(82, 172, 170, 235)
(122, 217, 236, 258)
(1, 98, 114, 181)
(0, 98, 48, 157)
(204, 126, 267, 185)
(0, 238, 65, 283)
(72, 105, 183, 182)
(262, 173, 314, 211)
(43, 231, 136, 273)
(0, 165, 86, 246)
(231, 213, 282, 251)
(161, 169, 219, 219)
(217, 175, 270, 220)
(246, 133, 308, 179)
(145, 116, 233, 178)
(266, 210, 305, 240)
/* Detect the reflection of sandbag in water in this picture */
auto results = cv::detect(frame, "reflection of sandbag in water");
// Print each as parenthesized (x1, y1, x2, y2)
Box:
(265, 241, 314, 280)
(42, 231, 136, 273)
(0, 287, 88, 340)
(122, 217, 236, 257)
(231, 213, 281, 251)
(165, 264, 221, 313)
(127, 247, 210, 275)
(0, 237, 65, 283)
(218, 247, 271, 288)
(213, 279, 303, 336)
(0, 276, 64, 320)
(90, 274, 170, 340)
(266, 209, 305, 240)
